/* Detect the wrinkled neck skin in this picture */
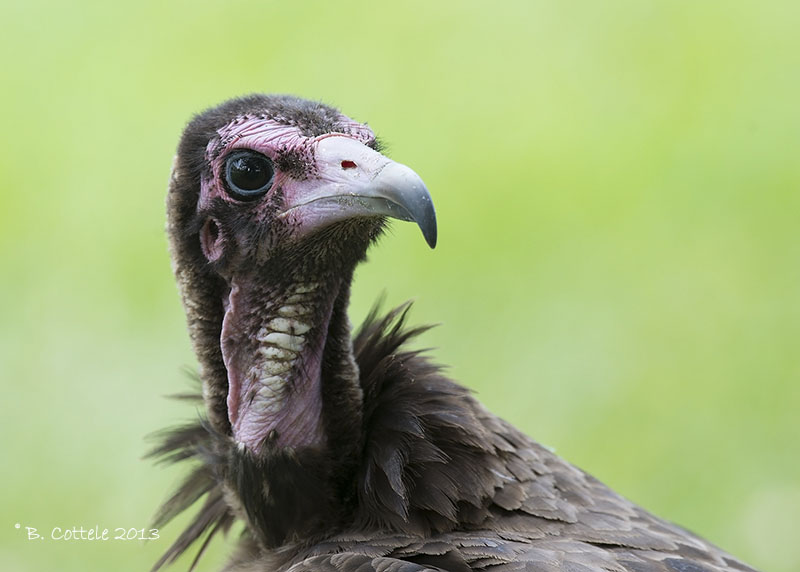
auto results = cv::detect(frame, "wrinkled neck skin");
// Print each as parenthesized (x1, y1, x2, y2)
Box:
(218, 262, 365, 547)
(222, 278, 329, 451)
(221, 265, 359, 450)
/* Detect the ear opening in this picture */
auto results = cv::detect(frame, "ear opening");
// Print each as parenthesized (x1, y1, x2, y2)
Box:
(200, 217, 224, 262)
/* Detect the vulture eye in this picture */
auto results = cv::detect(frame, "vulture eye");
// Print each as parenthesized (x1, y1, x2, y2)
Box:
(224, 150, 274, 200)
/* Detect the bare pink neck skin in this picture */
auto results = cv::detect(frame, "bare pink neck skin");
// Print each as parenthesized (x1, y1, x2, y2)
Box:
(221, 278, 340, 452)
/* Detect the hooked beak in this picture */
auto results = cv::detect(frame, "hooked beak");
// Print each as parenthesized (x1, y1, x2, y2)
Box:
(278, 136, 437, 248)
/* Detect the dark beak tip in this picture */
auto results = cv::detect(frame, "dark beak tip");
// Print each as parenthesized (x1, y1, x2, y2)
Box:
(416, 206, 437, 249)
(424, 226, 437, 249)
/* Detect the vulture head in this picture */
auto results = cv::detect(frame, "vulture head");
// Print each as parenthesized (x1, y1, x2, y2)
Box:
(165, 94, 436, 551)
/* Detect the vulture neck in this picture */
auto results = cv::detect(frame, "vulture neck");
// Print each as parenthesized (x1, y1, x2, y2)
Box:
(220, 265, 363, 455)
(218, 264, 367, 548)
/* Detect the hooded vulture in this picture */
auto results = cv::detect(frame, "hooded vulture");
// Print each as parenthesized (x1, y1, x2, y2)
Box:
(149, 94, 758, 572)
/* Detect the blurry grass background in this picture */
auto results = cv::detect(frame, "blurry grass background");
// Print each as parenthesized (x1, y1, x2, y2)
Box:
(1, 1, 798, 571)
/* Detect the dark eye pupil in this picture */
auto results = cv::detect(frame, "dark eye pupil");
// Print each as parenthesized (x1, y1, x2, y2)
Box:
(230, 157, 268, 190)
(225, 151, 274, 199)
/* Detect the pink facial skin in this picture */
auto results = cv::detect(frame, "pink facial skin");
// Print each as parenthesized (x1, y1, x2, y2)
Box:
(200, 111, 434, 251)
(199, 113, 376, 215)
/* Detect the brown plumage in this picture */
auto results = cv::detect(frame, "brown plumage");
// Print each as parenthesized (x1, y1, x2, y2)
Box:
(150, 95, 758, 572)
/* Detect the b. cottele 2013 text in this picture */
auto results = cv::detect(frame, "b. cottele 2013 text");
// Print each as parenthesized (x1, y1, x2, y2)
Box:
(21, 525, 159, 541)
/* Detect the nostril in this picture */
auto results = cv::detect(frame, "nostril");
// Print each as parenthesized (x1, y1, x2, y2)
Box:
(341, 160, 357, 170)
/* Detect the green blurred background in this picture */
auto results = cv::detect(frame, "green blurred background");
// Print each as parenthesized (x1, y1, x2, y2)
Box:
(1, 1, 798, 570)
